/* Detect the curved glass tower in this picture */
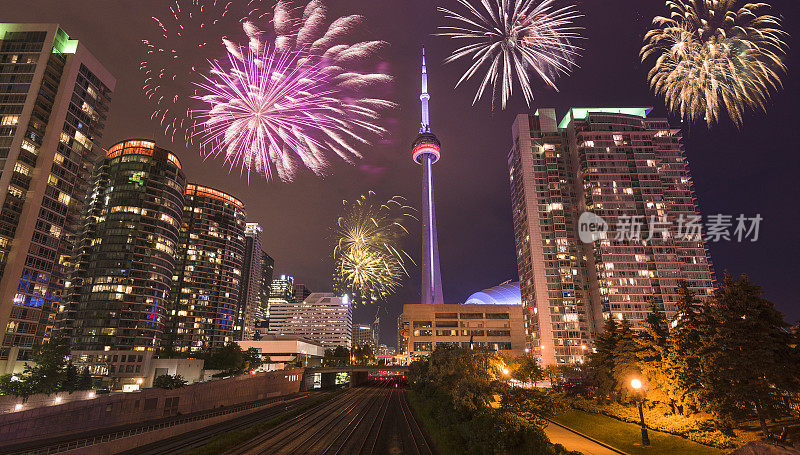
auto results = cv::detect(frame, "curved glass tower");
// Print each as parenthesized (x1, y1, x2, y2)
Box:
(61, 139, 186, 352)
(412, 49, 444, 305)
(170, 184, 246, 352)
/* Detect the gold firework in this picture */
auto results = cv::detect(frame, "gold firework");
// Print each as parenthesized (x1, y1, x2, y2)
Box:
(641, 0, 788, 127)
(333, 191, 416, 305)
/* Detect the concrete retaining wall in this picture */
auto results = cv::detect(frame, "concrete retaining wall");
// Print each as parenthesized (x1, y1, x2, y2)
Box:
(0, 368, 304, 446)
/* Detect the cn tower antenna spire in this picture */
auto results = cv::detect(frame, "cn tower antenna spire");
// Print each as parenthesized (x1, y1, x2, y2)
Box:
(420, 47, 431, 133)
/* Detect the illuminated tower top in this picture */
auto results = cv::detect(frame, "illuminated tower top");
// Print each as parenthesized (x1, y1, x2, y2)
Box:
(413, 48, 441, 165)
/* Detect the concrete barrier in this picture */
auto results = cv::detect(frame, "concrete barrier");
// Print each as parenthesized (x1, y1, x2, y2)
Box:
(0, 368, 304, 446)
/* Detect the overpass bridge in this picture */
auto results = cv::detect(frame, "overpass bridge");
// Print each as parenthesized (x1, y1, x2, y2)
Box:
(302, 365, 409, 389)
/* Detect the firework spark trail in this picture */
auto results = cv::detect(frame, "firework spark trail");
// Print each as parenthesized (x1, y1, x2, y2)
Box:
(641, 0, 788, 127)
(140, 0, 268, 145)
(437, 0, 583, 110)
(334, 192, 416, 306)
(195, 0, 395, 181)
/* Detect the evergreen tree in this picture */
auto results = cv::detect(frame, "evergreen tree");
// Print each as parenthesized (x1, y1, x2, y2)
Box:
(662, 283, 707, 414)
(587, 317, 619, 400)
(703, 274, 800, 435)
(611, 319, 640, 398)
(636, 301, 670, 403)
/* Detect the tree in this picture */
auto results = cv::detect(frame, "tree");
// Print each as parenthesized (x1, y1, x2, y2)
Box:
(243, 347, 265, 371)
(702, 274, 800, 435)
(611, 319, 640, 399)
(252, 330, 262, 341)
(662, 283, 708, 414)
(153, 374, 187, 389)
(510, 354, 544, 386)
(587, 317, 619, 400)
(62, 362, 79, 393)
(353, 344, 375, 365)
(23, 337, 71, 395)
(203, 342, 245, 373)
(636, 301, 670, 404)
(77, 367, 93, 391)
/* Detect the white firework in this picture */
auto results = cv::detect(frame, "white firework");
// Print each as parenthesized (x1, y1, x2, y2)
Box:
(438, 0, 583, 109)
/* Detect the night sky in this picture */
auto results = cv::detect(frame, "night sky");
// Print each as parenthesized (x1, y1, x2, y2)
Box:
(7, 0, 799, 346)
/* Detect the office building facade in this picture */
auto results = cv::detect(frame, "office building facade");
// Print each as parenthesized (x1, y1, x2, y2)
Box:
(170, 184, 245, 352)
(60, 139, 185, 353)
(403, 303, 526, 357)
(267, 292, 352, 349)
(0, 24, 115, 358)
(509, 108, 715, 366)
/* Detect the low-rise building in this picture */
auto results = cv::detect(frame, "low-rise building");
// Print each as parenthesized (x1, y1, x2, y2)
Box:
(403, 282, 526, 357)
(237, 336, 325, 368)
(267, 293, 352, 349)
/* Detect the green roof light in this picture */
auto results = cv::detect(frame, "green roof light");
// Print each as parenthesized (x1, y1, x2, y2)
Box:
(558, 107, 651, 129)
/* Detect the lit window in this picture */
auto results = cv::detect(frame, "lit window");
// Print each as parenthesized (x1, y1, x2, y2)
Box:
(1, 115, 19, 126)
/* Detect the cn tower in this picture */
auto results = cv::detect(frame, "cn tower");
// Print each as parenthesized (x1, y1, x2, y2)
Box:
(412, 48, 444, 305)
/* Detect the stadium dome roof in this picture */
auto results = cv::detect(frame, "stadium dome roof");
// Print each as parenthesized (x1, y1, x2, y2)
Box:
(465, 281, 521, 306)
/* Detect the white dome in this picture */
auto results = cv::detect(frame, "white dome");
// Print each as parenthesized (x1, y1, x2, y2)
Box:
(465, 281, 521, 306)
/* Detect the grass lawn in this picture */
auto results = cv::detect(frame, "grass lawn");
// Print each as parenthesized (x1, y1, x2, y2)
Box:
(551, 408, 723, 455)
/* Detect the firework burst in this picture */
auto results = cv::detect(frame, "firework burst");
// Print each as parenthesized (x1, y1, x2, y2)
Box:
(333, 192, 416, 305)
(140, 0, 268, 145)
(437, 0, 583, 110)
(193, 0, 395, 181)
(641, 0, 788, 127)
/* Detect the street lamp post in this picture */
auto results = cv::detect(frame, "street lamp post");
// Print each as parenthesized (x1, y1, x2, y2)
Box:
(630, 378, 651, 447)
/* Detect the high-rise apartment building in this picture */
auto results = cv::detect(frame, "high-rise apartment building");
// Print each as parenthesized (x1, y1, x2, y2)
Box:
(267, 293, 351, 349)
(235, 222, 263, 341)
(0, 24, 114, 358)
(170, 184, 245, 352)
(509, 109, 592, 366)
(509, 108, 715, 366)
(61, 140, 185, 353)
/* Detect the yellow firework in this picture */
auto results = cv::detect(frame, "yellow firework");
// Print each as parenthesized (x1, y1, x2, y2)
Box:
(334, 191, 416, 305)
(641, 0, 787, 127)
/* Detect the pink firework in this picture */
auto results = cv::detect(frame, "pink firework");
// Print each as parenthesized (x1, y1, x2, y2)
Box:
(140, 0, 268, 145)
(192, 45, 389, 182)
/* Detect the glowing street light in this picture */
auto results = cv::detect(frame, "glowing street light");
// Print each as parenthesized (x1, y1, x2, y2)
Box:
(630, 378, 650, 447)
(502, 368, 510, 376)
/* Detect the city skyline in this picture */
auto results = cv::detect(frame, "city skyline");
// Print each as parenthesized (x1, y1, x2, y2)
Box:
(1, 0, 797, 350)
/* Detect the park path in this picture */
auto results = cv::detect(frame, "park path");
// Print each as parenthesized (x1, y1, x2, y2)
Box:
(545, 420, 626, 455)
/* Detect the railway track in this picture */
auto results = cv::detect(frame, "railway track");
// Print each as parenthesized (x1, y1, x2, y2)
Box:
(225, 384, 435, 455)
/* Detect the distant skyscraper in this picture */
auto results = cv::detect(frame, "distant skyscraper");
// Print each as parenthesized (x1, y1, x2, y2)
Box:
(0, 24, 115, 358)
(61, 140, 185, 353)
(267, 293, 352, 349)
(413, 48, 444, 306)
(509, 108, 715, 366)
(352, 323, 377, 349)
(170, 184, 246, 352)
(258, 251, 274, 316)
(235, 222, 263, 341)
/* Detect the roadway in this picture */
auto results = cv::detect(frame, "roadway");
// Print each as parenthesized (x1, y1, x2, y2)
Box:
(225, 384, 434, 455)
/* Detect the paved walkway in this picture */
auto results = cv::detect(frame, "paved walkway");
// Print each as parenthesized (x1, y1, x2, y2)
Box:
(545, 421, 626, 455)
